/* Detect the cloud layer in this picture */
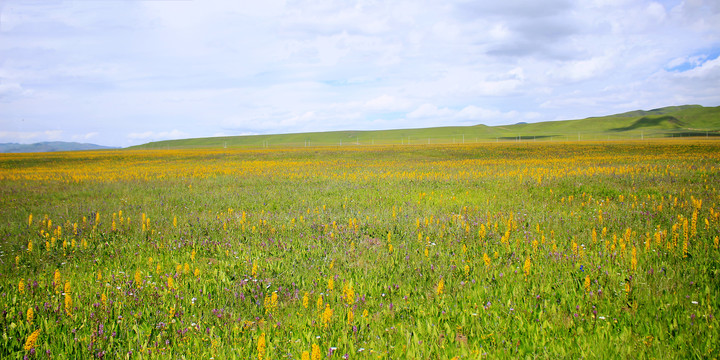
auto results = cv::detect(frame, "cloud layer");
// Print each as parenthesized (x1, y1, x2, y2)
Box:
(1, 0, 719, 146)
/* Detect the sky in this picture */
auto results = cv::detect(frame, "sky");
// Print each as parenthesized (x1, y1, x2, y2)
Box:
(1, 0, 719, 147)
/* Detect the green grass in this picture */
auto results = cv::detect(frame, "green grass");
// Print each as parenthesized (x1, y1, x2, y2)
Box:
(128, 105, 720, 150)
(1, 141, 719, 359)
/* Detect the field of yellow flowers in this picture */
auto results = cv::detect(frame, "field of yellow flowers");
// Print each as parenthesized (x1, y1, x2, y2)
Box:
(1, 140, 719, 359)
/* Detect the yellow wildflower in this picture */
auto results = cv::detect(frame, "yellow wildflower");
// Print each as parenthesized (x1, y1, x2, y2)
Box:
(523, 257, 531, 277)
(23, 329, 41, 351)
(264, 292, 279, 313)
(584, 276, 591, 293)
(311, 343, 321, 360)
(321, 303, 333, 327)
(436, 278, 445, 295)
(64, 293, 72, 315)
(26, 307, 34, 324)
(53, 269, 61, 293)
(343, 282, 354, 304)
(257, 332, 266, 360)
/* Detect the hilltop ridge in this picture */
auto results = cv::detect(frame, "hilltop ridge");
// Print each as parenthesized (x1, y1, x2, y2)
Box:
(129, 105, 720, 149)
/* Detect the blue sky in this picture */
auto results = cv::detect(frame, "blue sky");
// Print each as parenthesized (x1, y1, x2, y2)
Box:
(1, 0, 719, 147)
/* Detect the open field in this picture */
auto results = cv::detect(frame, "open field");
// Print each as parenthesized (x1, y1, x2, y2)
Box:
(1, 140, 720, 358)
(129, 105, 720, 150)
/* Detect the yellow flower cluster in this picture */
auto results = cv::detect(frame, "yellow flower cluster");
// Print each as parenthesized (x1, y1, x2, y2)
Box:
(257, 332, 266, 360)
(264, 292, 279, 313)
(436, 278, 445, 295)
(321, 303, 333, 327)
(523, 257, 531, 277)
(26, 307, 34, 324)
(342, 282, 354, 304)
(23, 329, 41, 351)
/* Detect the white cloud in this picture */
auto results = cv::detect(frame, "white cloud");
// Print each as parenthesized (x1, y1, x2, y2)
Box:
(407, 104, 455, 119)
(646, 2, 667, 21)
(364, 95, 412, 112)
(456, 106, 503, 120)
(404, 104, 537, 126)
(127, 130, 188, 141)
(0, 130, 63, 142)
(0, 0, 718, 147)
(71, 132, 99, 142)
(548, 55, 615, 82)
(0, 82, 33, 100)
(673, 56, 720, 78)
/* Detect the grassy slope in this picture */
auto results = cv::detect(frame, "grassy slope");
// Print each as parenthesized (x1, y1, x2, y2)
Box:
(129, 105, 720, 149)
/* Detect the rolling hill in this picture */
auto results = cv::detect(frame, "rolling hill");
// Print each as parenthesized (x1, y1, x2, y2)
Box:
(0, 141, 117, 153)
(129, 105, 720, 149)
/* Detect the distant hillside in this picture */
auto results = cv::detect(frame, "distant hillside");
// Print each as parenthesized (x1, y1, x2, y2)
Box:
(129, 105, 720, 149)
(0, 141, 117, 153)
(612, 105, 703, 117)
(610, 115, 684, 132)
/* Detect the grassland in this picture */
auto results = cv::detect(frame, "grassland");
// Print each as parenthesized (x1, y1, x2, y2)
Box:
(129, 105, 720, 150)
(1, 140, 719, 359)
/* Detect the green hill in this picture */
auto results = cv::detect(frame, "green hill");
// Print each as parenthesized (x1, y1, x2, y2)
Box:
(129, 105, 720, 149)
(610, 115, 684, 132)
(612, 105, 703, 117)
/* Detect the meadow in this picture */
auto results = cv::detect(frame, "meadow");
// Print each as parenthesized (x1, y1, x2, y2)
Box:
(1, 140, 719, 359)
